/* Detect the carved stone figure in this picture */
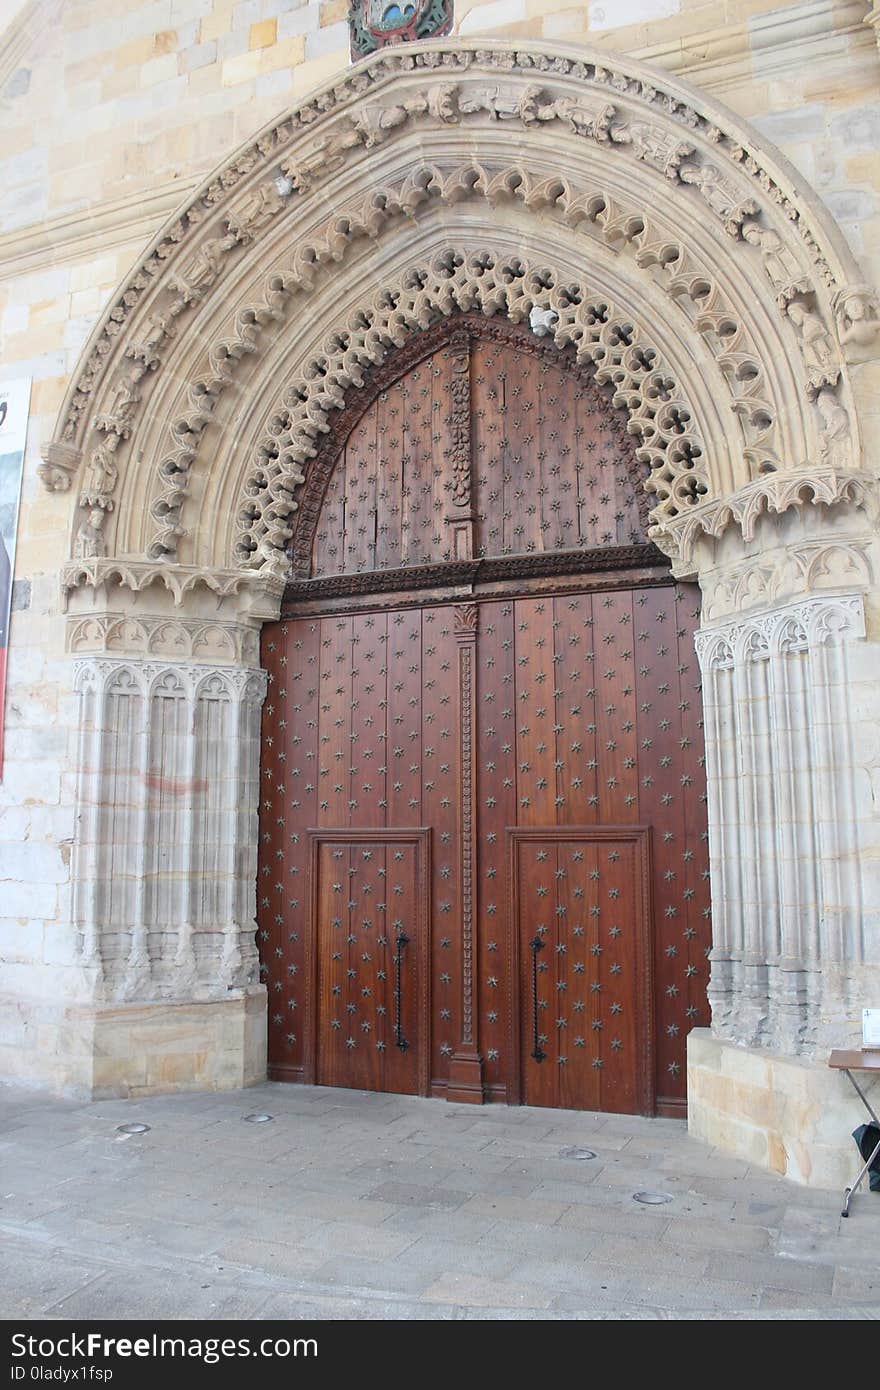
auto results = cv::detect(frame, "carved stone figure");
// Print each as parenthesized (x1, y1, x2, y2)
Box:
(74, 507, 107, 559)
(352, 102, 411, 148)
(742, 221, 811, 306)
(834, 284, 880, 362)
(124, 310, 176, 369)
(816, 388, 850, 469)
(280, 127, 361, 193)
(679, 162, 758, 235)
(519, 86, 614, 139)
(529, 305, 558, 338)
(169, 235, 236, 305)
(457, 86, 524, 120)
(226, 180, 289, 241)
(787, 301, 839, 389)
(80, 440, 119, 506)
(94, 374, 140, 436)
(610, 120, 694, 178)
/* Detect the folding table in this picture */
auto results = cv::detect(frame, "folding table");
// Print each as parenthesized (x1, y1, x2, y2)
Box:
(828, 1049, 880, 1217)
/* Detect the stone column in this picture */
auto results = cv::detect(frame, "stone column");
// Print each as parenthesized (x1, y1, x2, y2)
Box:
(689, 570, 880, 1188)
(65, 653, 268, 1096)
(695, 593, 868, 1055)
(57, 572, 281, 1097)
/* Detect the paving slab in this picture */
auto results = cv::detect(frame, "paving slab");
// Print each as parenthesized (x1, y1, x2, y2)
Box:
(1, 1082, 878, 1320)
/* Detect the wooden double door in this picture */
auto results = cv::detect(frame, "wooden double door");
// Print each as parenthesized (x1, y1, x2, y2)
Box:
(258, 583, 710, 1115)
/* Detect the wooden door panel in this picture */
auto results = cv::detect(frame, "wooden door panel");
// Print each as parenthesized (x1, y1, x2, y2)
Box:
(311, 830, 430, 1097)
(512, 828, 653, 1115)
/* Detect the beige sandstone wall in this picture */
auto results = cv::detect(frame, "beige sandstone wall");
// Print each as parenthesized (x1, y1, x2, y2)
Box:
(0, 0, 878, 1087)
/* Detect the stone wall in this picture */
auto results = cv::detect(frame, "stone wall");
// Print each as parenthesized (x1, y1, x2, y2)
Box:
(1, 1, 879, 1098)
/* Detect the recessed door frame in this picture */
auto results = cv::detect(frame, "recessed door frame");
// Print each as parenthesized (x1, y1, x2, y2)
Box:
(305, 826, 433, 1095)
(507, 825, 656, 1115)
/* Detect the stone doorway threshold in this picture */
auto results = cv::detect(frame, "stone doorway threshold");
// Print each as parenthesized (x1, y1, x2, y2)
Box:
(0, 1084, 876, 1319)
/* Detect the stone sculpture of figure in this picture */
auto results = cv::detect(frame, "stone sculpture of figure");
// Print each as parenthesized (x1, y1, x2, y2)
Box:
(94, 373, 140, 436)
(125, 310, 175, 368)
(226, 180, 287, 241)
(352, 101, 411, 148)
(610, 120, 694, 179)
(281, 126, 361, 193)
(742, 221, 810, 305)
(80, 440, 119, 505)
(457, 86, 522, 120)
(679, 162, 757, 232)
(834, 285, 880, 362)
(520, 87, 612, 138)
(171, 234, 235, 304)
(787, 301, 838, 386)
(816, 388, 850, 469)
(74, 507, 107, 559)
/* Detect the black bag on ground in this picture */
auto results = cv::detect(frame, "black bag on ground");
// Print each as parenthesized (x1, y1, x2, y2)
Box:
(852, 1123, 880, 1192)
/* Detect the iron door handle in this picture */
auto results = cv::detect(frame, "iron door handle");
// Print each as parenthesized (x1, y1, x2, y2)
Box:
(529, 933, 546, 1062)
(394, 931, 410, 1052)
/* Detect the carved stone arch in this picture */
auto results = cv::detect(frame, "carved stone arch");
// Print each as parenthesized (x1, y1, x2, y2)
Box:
(42, 38, 878, 599)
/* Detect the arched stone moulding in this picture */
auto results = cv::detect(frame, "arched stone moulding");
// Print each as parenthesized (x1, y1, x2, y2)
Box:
(40, 38, 880, 594)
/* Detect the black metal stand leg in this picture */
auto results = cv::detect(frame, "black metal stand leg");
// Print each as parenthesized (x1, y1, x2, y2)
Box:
(840, 1069, 880, 1217)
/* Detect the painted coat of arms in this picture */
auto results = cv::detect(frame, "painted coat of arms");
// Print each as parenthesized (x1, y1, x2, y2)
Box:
(349, 0, 454, 59)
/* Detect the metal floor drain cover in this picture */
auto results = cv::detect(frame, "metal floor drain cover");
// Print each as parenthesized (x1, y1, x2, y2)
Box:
(116, 1123, 150, 1135)
(559, 1146, 597, 1161)
(243, 1113, 274, 1124)
(633, 1190, 673, 1205)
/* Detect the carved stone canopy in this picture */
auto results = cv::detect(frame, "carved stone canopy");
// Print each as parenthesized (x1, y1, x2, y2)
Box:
(44, 38, 878, 602)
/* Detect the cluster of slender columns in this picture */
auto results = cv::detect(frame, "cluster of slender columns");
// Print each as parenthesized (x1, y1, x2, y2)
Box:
(70, 656, 266, 1004)
(696, 592, 871, 1054)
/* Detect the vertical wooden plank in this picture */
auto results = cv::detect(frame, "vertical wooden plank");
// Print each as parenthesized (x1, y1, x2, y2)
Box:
(423, 605, 458, 1090)
(476, 599, 517, 1100)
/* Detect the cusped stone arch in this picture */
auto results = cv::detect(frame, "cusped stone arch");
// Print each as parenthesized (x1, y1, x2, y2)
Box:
(43, 37, 879, 605)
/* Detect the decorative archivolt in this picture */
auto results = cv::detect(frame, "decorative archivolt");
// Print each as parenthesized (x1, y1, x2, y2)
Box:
(220, 247, 708, 574)
(41, 38, 880, 587)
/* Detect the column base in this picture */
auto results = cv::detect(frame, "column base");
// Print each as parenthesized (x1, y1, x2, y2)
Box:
(687, 1028, 880, 1191)
(446, 1051, 485, 1104)
(0, 987, 267, 1099)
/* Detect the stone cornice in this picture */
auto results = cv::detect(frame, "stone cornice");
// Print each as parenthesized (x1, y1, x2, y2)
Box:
(61, 559, 286, 611)
(634, 0, 875, 88)
(0, 0, 59, 99)
(0, 178, 199, 283)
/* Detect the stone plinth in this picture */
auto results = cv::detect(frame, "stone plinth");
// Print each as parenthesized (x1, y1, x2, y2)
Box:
(0, 988, 267, 1099)
(687, 1028, 880, 1191)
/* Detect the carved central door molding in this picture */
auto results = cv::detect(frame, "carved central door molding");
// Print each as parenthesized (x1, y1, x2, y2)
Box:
(447, 602, 483, 1102)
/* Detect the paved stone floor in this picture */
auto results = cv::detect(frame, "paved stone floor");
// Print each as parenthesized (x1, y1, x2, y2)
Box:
(1, 1082, 878, 1320)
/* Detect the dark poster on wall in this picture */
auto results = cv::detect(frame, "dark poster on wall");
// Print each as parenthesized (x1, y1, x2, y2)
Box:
(0, 378, 31, 778)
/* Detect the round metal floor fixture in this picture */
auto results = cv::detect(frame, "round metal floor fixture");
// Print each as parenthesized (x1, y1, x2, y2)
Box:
(116, 1123, 150, 1135)
(632, 1190, 673, 1205)
(243, 1113, 274, 1124)
(558, 1146, 597, 1161)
